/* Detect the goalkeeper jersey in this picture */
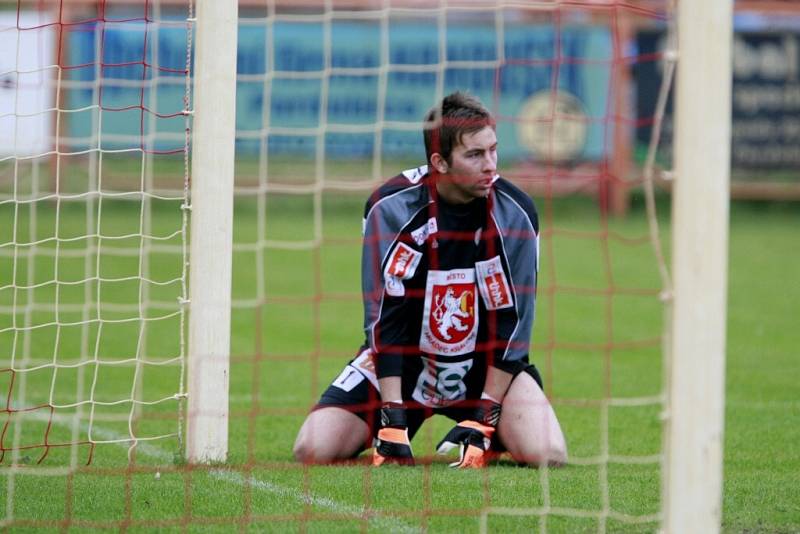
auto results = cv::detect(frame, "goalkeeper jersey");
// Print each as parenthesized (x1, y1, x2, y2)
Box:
(361, 165, 540, 404)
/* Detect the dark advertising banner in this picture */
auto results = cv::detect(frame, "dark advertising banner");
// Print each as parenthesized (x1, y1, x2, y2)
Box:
(636, 30, 800, 170)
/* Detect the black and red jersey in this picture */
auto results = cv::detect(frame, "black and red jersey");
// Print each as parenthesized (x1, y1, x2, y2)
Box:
(361, 165, 540, 390)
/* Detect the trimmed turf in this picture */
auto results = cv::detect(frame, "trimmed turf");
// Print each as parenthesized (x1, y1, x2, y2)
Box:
(1, 179, 797, 531)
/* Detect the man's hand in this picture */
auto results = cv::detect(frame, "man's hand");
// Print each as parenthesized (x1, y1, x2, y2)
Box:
(372, 402, 414, 466)
(436, 400, 501, 468)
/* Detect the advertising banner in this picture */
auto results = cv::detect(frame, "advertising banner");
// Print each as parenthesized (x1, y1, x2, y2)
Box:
(66, 19, 614, 163)
(636, 30, 800, 170)
(0, 12, 54, 158)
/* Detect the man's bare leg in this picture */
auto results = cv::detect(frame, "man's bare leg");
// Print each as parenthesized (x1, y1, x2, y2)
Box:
(293, 407, 370, 463)
(496, 372, 568, 466)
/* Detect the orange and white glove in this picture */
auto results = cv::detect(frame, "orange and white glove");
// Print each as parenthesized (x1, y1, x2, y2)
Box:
(372, 402, 414, 466)
(436, 400, 501, 468)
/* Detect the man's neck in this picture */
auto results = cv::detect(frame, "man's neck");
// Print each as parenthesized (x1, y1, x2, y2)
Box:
(435, 178, 472, 205)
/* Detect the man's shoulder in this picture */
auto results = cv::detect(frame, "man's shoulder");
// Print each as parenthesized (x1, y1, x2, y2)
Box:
(492, 176, 539, 232)
(364, 165, 430, 217)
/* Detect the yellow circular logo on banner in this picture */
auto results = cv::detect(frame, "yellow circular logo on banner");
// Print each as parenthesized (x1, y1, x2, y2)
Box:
(517, 90, 588, 162)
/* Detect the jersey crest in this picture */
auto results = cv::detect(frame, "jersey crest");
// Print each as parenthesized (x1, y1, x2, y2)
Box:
(420, 269, 478, 355)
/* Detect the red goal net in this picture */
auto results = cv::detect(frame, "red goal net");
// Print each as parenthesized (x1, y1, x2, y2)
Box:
(1, 0, 672, 531)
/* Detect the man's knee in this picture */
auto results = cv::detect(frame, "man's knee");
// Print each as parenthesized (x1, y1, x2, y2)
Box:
(293, 407, 370, 464)
(293, 439, 335, 464)
(292, 419, 337, 464)
(499, 371, 568, 467)
(292, 432, 315, 463)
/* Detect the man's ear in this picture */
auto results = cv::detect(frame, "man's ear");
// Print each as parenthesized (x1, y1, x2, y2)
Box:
(430, 153, 448, 174)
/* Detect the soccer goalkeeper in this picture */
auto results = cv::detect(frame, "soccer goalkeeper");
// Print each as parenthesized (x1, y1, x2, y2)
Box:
(293, 91, 567, 468)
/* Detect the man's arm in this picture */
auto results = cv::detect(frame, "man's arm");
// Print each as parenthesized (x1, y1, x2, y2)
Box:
(378, 376, 402, 404)
(486, 183, 540, 370)
(481, 365, 512, 403)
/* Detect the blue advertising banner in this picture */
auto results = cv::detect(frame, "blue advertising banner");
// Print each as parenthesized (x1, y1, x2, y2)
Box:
(67, 20, 613, 162)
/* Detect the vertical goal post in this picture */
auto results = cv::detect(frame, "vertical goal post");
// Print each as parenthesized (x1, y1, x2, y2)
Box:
(186, 0, 238, 463)
(665, 0, 732, 532)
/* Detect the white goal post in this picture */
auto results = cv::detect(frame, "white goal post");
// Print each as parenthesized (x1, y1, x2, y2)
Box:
(664, 0, 732, 532)
(186, 0, 238, 463)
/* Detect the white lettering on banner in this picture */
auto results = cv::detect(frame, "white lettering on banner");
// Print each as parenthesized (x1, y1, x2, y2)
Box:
(411, 357, 474, 407)
(475, 256, 514, 310)
(419, 269, 478, 356)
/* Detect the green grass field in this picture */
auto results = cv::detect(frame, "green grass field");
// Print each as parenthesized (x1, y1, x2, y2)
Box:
(1, 179, 798, 532)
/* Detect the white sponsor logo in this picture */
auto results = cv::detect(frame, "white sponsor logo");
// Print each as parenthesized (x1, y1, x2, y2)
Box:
(411, 357, 474, 407)
(419, 269, 478, 356)
(476, 256, 514, 310)
(385, 276, 404, 297)
(401, 165, 428, 183)
(383, 242, 422, 297)
(385, 242, 421, 279)
(410, 217, 438, 246)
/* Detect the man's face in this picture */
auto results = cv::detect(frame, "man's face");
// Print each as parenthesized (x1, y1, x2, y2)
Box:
(437, 126, 498, 204)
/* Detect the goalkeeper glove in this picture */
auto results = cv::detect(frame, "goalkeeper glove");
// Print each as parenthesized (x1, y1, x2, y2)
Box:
(436, 400, 501, 468)
(372, 402, 414, 467)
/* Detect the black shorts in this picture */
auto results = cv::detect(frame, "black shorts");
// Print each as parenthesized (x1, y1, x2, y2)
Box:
(314, 348, 543, 446)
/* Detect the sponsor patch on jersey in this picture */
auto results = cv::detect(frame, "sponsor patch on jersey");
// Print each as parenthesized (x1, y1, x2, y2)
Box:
(411, 356, 474, 407)
(385, 242, 422, 279)
(475, 256, 514, 310)
(332, 349, 378, 392)
(401, 165, 428, 183)
(331, 365, 364, 392)
(419, 269, 478, 356)
(410, 217, 438, 246)
(385, 276, 405, 297)
(383, 242, 422, 297)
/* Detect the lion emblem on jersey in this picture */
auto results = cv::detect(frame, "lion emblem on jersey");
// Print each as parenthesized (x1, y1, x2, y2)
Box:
(419, 269, 478, 356)
(432, 286, 474, 342)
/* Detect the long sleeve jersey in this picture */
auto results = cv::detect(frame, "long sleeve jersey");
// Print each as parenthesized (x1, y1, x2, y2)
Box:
(361, 165, 540, 381)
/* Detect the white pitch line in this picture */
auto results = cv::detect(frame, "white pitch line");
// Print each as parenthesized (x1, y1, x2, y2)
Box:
(211, 469, 421, 534)
(40, 417, 421, 533)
